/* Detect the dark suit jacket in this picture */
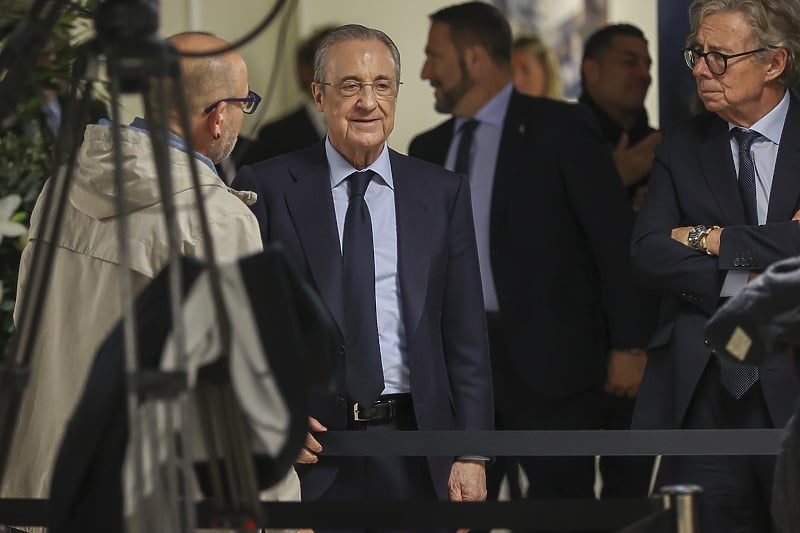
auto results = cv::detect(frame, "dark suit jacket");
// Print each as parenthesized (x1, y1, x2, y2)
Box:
(409, 90, 654, 401)
(232, 142, 493, 500)
(630, 93, 800, 430)
(237, 106, 322, 167)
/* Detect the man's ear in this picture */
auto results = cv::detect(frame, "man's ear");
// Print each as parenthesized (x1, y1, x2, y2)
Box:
(463, 45, 483, 75)
(206, 102, 225, 139)
(312, 82, 325, 112)
(765, 47, 787, 82)
(582, 58, 600, 86)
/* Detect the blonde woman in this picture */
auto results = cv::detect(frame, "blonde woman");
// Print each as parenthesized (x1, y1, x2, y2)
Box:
(511, 34, 563, 99)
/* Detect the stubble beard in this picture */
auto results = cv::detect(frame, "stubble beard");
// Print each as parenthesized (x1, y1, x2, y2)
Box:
(434, 59, 475, 114)
(211, 129, 239, 164)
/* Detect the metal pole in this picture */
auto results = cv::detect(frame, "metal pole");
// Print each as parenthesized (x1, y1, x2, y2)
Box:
(659, 484, 703, 533)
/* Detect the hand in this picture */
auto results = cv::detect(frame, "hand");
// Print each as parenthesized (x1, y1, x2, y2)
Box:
(449, 459, 487, 533)
(604, 349, 647, 398)
(612, 131, 662, 187)
(631, 184, 648, 213)
(295, 417, 326, 464)
(793, 208, 800, 221)
(670, 226, 692, 246)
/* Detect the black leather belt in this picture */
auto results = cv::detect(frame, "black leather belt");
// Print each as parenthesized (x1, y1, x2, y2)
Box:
(352, 394, 414, 423)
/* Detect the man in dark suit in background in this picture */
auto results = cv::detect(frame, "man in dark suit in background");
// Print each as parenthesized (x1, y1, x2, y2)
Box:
(236, 26, 333, 167)
(630, 0, 800, 531)
(233, 23, 493, 518)
(408, 1, 655, 515)
(579, 23, 662, 212)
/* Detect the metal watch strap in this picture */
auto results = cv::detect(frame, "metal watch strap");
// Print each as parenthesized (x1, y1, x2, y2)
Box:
(687, 224, 710, 251)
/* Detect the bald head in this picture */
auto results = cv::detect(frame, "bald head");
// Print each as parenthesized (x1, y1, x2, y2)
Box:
(164, 33, 250, 163)
(167, 33, 247, 116)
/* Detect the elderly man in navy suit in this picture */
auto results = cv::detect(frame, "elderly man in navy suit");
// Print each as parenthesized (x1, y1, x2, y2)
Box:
(233, 23, 493, 524)
(631, 0, 800, 531)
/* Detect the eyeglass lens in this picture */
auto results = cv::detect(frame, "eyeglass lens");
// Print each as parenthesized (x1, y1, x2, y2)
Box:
(337, 81, 398, 97)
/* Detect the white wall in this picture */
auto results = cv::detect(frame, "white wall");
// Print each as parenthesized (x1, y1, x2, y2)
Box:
(123, 0, 658, 150)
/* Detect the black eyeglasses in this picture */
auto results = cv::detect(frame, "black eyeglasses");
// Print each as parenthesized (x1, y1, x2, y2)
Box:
(682, 47, 770, 75)
(316, 79, 402, 98)
(203, 89, 262, 114)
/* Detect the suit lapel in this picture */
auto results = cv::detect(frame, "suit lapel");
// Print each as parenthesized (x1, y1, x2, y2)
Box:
(491, 91, 528, 238)
(767, 94, 800, 222)
(698, 117, 745, 225)
(283, 145, 345, 332)
(391, 150, 433, 343)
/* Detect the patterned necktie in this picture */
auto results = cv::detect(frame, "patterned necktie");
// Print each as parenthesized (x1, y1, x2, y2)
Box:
(454, 119, 479, 176)
(342, 170, 384, 406)
(733, 128, 761, 226)
(719, 128, 761, 399)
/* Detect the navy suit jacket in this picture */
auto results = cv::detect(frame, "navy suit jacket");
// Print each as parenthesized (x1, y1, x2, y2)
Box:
(409, 90, 655, 401)
(631, 93, 800, 430)
(232, 142, 493, 500)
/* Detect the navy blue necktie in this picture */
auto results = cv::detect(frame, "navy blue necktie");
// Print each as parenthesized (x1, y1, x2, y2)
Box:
(343, 170, 384, 406)
(454, 119, 479, 176)
(719, 128, 761, 399)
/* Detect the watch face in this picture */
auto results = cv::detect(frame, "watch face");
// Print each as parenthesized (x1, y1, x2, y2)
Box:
(688, 225, 707, 250)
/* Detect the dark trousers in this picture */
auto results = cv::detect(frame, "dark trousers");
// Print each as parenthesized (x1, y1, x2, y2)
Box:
(312, 412, 440, 533)
(486, 314, 653, 533)
(484, 312, 523, 508)
(657, 358, 776, 533)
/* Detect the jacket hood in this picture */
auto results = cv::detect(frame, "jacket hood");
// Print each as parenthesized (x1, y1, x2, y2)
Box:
(69, 123, 219, 220)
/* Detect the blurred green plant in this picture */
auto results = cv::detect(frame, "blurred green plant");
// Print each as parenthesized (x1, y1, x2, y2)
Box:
(0, 0, 96, 358)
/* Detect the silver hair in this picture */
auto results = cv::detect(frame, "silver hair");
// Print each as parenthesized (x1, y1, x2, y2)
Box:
(687, 0, 800, 87)
(313, 24, 401, 85)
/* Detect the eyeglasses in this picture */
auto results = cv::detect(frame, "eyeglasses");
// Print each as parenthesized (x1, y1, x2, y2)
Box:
(317, 79, 402, 98)
(204, 89, 262, 114)
(682, 47, 770, 75)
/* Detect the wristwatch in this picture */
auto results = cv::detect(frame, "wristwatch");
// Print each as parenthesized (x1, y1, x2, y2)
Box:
(687, 224, 712, 252)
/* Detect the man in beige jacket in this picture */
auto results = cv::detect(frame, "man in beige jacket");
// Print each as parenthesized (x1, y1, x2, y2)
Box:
(1, 32, 299, 524)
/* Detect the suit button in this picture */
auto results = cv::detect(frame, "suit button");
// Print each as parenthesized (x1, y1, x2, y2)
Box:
(704, 339, 710, 346)
(336, 396, 346, 407)
(339, 344, 346, 357)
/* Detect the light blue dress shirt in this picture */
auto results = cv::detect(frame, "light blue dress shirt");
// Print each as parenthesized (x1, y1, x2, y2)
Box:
(326, 139, 409, 395)
(721, 90, 789, 296)
(444, 83, 513, 312)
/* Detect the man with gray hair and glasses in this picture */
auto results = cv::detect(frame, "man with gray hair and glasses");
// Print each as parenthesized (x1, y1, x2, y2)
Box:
(630, 0, 800, 531)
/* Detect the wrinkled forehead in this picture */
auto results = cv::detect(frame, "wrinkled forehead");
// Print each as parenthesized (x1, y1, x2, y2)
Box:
(324, 38, 398, 81)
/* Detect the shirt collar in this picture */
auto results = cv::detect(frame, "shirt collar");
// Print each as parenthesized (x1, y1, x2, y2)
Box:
(728, 90, 790, 145)
(325, 137, 394, 190)
(454, 83, 513, 130)
(98, 117, 218, 174)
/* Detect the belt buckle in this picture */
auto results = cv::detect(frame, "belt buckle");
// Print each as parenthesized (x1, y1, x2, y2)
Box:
(353, 402, 364, 422)
(353, 401, 390, 422)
